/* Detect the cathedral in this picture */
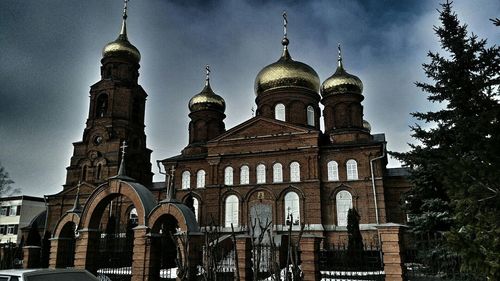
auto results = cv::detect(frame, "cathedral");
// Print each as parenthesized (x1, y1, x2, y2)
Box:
(38, 2, 410, 281)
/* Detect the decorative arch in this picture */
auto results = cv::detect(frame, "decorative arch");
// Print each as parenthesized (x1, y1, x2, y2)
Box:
(53, 212, 81, 238)
(79, 179, 156, 230)
(148, 202, 200, 233)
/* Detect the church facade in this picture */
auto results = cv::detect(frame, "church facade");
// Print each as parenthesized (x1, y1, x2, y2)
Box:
(38, 3, 410, 281)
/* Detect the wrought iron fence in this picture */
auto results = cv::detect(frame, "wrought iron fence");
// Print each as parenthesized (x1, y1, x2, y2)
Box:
(97, 232, 134, 281)
(403, 233, 485, 281)
(319, 242, 384, 281)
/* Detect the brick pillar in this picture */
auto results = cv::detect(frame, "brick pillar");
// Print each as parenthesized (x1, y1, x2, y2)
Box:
(131, 225, 151, 281)
(23, 246, 41, 268)
(48, 238, 59, 268)
(377, 224, 405, 281)
(300, 235, 322, 281)
(235, 235, 253, 281)
(73, 228, 100, 274)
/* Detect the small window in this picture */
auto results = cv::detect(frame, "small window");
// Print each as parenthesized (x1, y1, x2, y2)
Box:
(7, 225, 16, 235)
(284, 192, 300, 225)
(290, 162, 300, 182)
(96, 94, 108, 118)
(129, 208, 138, 226)
(8, 206, 18, 216)
(346, 159, 358, 180)
(193, 197, 199, 221)
(0, 225, 6, 234)
(182, 171, 191, 189)
(256, 164, 266, 184)
(275, 103, 285, 121)
(240, 165, 250, 185)
(197, 170, 206, 188)
(224, 167, 234, 186)
(96, 164, 102, 180)
(225, 195, 239, 227)
(273, 163, 283, 183)
(336, 190, 353, 226)
(327, 161, 339, 181)
(0, 207, 8, 216)
(307, 105, 315, 126)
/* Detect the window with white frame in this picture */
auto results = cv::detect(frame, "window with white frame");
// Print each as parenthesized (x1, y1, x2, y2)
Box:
(290, 162, 300, 182)
(284, 192, 300, 225)
(193, 197, 199, 221)
(0, 207, 8, 216)
(327, 161, 339, 181)
(0, 225, 6, 235)
(275, 103, 285, 121)
(273, 163, 283, 183)
(224, 167, 234, 186)
(225, 195, 239, 227)
(256, 164, 266, 184)
(307, 105, 315, 126)
(7, 225, 17, 235)
(336, 190, 353, 226)
(8, 206, 18, 216)
(182, 171, 190, 189)
(240, 165, 250, 185)
(196, 170, 206, 188)
(346, 159, 358, 180)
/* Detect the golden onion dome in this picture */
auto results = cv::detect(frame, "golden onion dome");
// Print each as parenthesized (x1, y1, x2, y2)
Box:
(255, 36, 320, 96)
(363, 119, 371, 132)
(321, 45, 363, 98)
(189, 66, 226, 112)
(102, 2, 141, 63)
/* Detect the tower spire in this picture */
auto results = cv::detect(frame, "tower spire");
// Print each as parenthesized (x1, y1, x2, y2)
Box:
(68, 181, 82, 213)
(205, 65, 211, 87)
(281, 11, 290, 55)
(337, 43, 344, 69)
(117, 140, 128, 177)
(119, 0, 129, 39)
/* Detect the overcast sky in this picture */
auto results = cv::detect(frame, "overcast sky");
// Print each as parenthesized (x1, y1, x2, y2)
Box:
(0, 0, 498, 197)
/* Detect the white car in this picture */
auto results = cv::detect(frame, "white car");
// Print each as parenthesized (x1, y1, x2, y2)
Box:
(0, 268, 99, 281)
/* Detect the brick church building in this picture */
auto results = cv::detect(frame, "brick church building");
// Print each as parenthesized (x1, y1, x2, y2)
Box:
(36, 3, 410, 281)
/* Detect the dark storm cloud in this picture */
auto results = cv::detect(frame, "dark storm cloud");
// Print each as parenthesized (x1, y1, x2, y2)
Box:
(0, 0, 498, 196)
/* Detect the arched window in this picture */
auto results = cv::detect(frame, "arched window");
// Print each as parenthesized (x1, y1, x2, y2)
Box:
(182, 171, 190, 189)
(224, 167, 233, 186)
(290, 162, 300, 182)
(240, 165, 250, 185)
(275, 103, 285, 121)
(81, 165, 88, 181)
(346, 159, 358, 180)
(225, 195, 239, 227)
(196, 170, 206, 188)
(336, 190, 353, 226)
(327, 161, 339, 181)
(256, 164, 266, 184)
(193, 197, 199, 221)
(129, 208, 138, 226)
(284, 192, 300, 225)
(273, 163, 283, 183)
(96, 164, 102, 180)
(96, 94, 108, 118)
(307, 105, 315, 126)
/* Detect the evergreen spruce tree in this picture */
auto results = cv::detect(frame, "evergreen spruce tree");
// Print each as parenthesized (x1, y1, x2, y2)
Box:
(395, 1, 500, 278)
(346, 208, 363, 265)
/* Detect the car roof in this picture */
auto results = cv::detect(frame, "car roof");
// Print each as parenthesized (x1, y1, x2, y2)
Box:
(0, 269, 37, 276)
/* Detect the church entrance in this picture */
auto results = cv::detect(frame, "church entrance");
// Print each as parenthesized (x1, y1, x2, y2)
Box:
(55, 222, 76, 268)
(150, 214, 179, 280)
(96, 196, 136, 281)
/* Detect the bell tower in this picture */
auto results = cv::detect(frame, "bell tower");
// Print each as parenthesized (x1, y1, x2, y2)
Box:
(64, 0, 152, 189)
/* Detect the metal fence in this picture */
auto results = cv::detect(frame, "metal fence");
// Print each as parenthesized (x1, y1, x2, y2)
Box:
(403, 233, 485, 281)
(319, 242, 385, 281)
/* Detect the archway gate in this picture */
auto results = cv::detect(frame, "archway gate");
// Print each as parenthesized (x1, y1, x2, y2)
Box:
(50, 178, 201, 281)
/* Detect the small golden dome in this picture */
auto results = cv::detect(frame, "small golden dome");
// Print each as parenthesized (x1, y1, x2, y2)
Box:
(102, 35, 141, 63)
(363, 119, 371, 132)
(255, 48, 320, 96)
(102, 2, 140, 63)
(321, 45, 363, 97)
(189, 67, 225, 112)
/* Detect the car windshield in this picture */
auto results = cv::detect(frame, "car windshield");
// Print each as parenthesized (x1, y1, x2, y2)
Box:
(26, 272, 95, 281)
